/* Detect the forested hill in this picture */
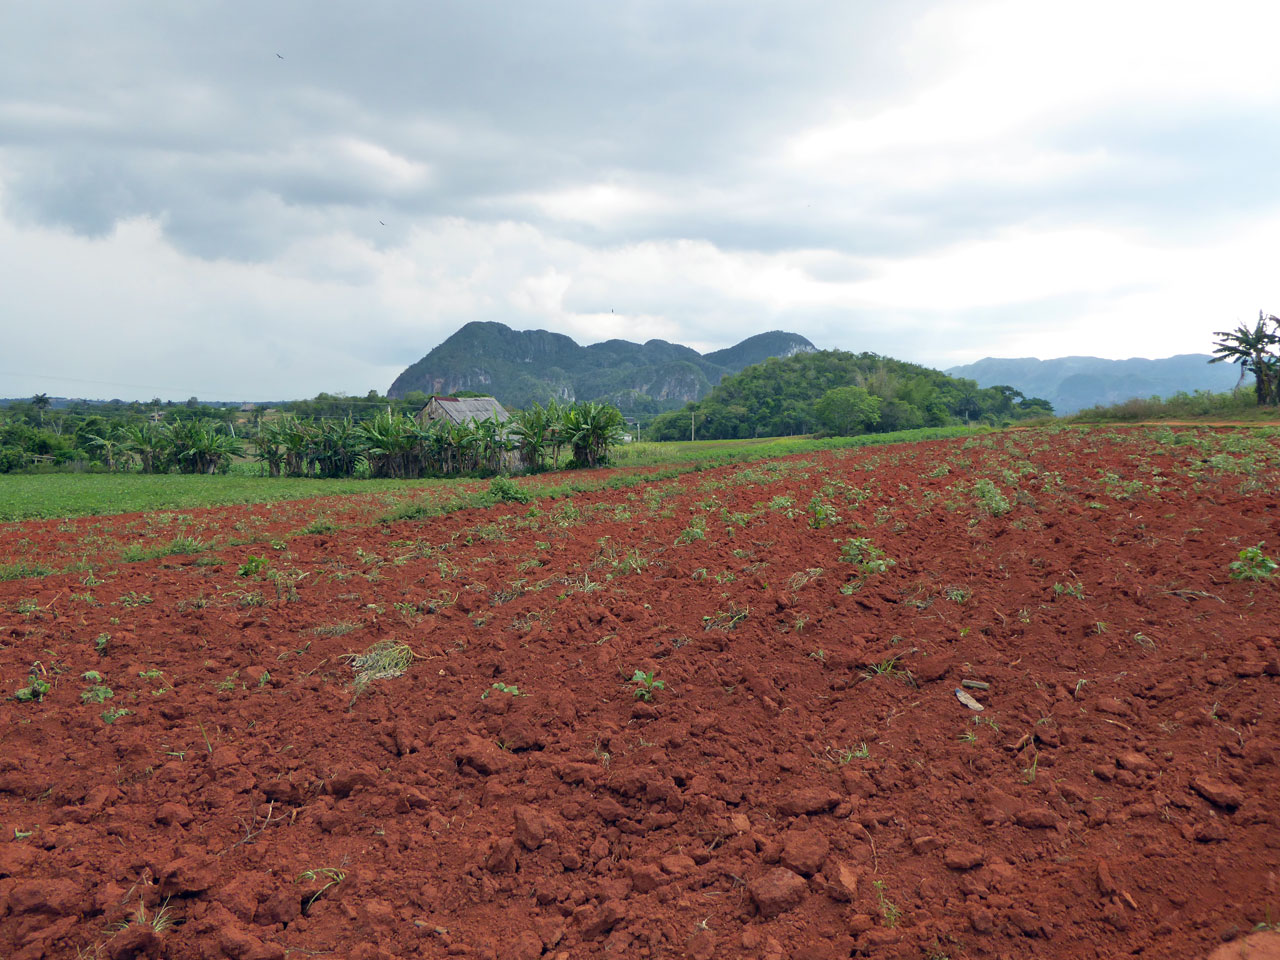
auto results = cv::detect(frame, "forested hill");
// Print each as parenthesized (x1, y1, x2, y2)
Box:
(946, 355, 1245, 415)
(645, 350, 1053, 440)
(387, 322, 816, 417)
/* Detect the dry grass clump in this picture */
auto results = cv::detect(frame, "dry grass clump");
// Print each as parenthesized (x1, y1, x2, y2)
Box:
(341, 640, 414, 700)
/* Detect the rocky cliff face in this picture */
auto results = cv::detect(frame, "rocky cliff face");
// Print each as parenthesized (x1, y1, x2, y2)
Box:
(389, 322, 816, 416)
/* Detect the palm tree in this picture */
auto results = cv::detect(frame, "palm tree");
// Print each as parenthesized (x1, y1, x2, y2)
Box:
(31, 394, 50, 426)
(1211, 312, 1280, 405)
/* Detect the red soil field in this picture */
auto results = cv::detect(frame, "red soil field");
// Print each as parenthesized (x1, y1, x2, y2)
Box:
(1, 426, 1278, 960)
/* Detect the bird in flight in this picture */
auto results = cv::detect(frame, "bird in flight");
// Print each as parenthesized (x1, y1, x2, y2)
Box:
(379, 220, 386, 226)
(276, 53, 284, 59)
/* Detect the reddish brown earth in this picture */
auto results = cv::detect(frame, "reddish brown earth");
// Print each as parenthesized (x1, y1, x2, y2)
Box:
(1, 427, 1279, 960)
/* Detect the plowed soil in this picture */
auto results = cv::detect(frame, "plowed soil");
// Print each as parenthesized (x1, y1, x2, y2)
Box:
(2, 426, 1278, 960)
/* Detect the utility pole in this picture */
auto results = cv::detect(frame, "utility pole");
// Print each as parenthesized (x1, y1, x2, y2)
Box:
(691, 410, 696, 442)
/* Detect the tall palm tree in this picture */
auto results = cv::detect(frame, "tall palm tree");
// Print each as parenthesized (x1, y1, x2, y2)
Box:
(31, 393, 50, 426)
(1211, 312, 1279, 405)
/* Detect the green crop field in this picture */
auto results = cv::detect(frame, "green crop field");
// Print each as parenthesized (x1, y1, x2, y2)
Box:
(0, 474, 457, 523)
(611, 425, 989, 467)
(0, 426, 988, 523)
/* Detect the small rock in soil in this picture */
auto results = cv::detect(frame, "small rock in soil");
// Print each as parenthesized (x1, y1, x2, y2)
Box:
(484, 838, 519, 874)
(154, 802, 193, 826)
(255, 887, 300, 926)
(943, 842, 986, 870)
(1095, 696, 1130, 716)
(1014, 807, 1060, 829)
(780, 827, 830, 876)
(7, 879, 80, 915)
(1116, 750, 1158, 774)
(0, 843, 36, 877)
(1191, 775, 1244, 810)
(455, 735, 511, 776)
(828, 859, 859, 901)
(513, 804, 548, 850)
(628, 862, 668, 893)
(159, 855, 217, 895)
(660, 853, 696, 876)
(968, 904, 995, 933)
(1095, 858, 1118, 895)
(105, 923, 161, 960)
(748, 867, 808, 918)
(1194, 821, 1230, 843)
(580, 899, 625, 939)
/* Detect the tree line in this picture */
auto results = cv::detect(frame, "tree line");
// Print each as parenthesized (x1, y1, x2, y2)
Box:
(0, 396, 625, 477)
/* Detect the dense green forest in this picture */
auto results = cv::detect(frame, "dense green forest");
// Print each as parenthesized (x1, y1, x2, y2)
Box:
(645, 350, 1053, 440)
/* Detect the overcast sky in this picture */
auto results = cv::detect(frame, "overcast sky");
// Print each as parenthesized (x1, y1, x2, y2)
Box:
(3, 1, 1278, 401)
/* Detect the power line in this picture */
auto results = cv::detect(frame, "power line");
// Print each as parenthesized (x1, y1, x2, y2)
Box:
(0, 370, 248, 397)
(0, 371, 418, 405)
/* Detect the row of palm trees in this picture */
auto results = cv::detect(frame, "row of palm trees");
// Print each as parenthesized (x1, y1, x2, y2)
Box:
(83, 400, 626, 478)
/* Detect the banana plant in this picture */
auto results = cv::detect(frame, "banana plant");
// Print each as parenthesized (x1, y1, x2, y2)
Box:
(561, 401, 624, 468)
(313, 417, 360, 478)
(509, 403, 550, 471)
(359, 411, 418, 478)
(249, 419, 285, 477)
(1211, 311, 1280, 405)
(85, 430, 125, 471)
(274, 415, 316, 477)
(122, 422, 170, 474)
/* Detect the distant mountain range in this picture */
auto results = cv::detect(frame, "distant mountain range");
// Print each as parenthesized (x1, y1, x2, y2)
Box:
(945, 355, 1248, 415)
(387, 321, 817, 416)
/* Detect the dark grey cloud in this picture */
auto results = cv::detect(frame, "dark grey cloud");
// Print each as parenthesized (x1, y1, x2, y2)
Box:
(0, 1, 927, 258)
(2, 0, 1277, 401)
